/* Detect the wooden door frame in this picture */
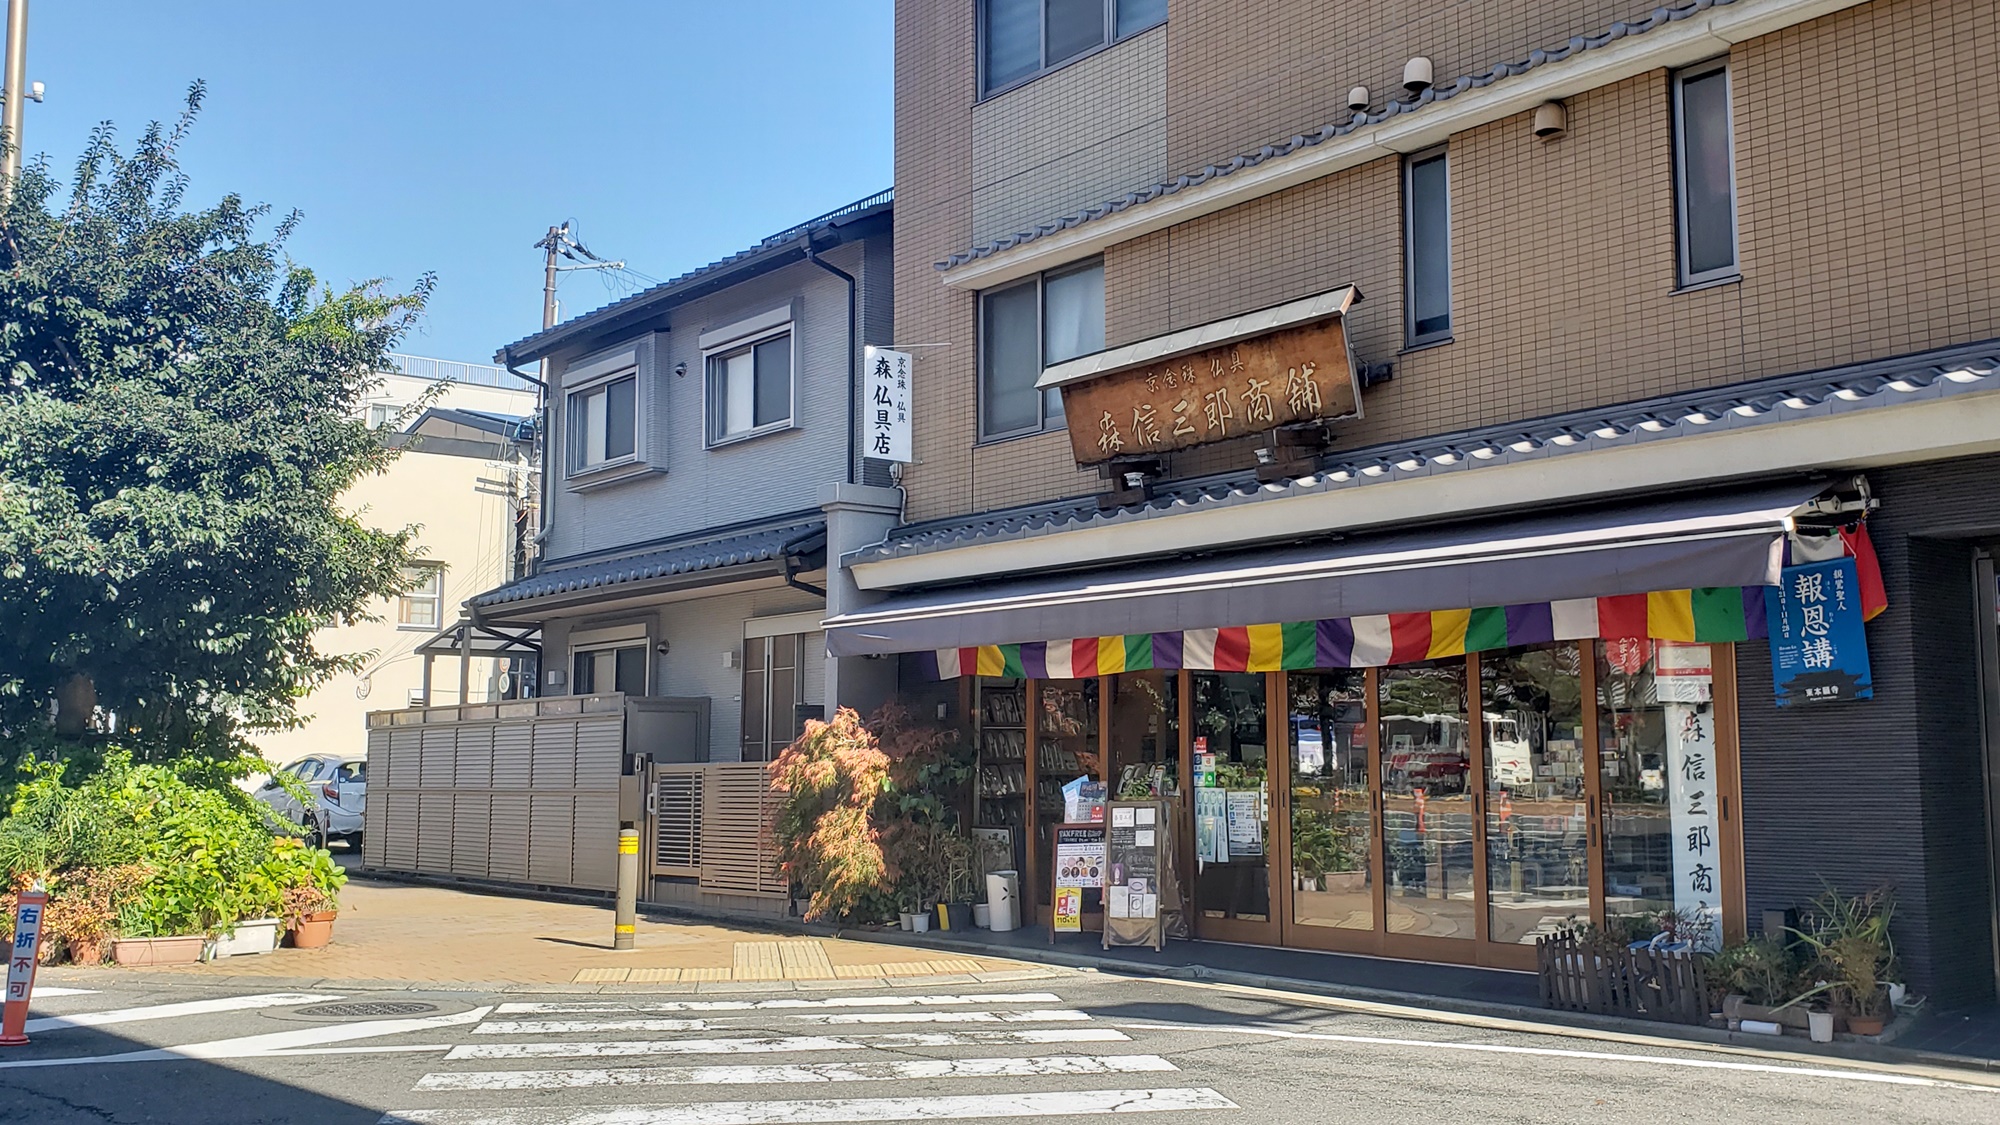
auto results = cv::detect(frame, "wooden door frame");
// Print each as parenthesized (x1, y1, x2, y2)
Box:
(1279, 667, 1394, 957)
(1187, 670, 1285, 946)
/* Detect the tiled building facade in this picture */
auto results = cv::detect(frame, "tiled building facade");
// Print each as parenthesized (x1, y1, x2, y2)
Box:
(852, 0, 2000, 1001)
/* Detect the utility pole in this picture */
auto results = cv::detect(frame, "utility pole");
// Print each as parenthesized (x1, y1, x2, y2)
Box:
(537, 222, 565, 333)
(1, 0, 28, 203)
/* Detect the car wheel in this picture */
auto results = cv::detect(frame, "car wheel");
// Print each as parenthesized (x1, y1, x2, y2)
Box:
(304, 819, 326, 850)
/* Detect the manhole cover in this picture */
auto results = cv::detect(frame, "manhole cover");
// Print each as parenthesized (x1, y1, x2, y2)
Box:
(290, 1001, 440, 1019)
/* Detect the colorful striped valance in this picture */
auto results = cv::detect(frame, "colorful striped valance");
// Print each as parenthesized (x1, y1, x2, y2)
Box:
(919, 587, 1768, 680)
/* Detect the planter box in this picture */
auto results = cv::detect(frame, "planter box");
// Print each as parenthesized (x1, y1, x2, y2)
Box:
(111, 936, 205, 967)
(210, 919, 281, 959)
(1725, 996, 1813, 1032)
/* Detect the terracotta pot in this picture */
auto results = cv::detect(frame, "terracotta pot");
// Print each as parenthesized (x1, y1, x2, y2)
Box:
(111, 936, 205, 967)
(285, 911, 338, 950)
(1846, 1014, 1888, 1036)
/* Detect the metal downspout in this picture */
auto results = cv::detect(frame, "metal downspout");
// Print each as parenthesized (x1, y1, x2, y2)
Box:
(803, 240, 859, 486)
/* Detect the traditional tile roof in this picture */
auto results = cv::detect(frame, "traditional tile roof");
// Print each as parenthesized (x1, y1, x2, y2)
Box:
(937, 0, 1739, 272)
(849, 340, 2000, 564)
(499, 188, 892, 364)
(473, 514, 826, 610)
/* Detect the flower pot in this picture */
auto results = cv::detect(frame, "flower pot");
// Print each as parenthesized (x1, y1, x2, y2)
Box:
(942, 902, 974, 932)
(111, 936, 206, 967)
(899, 912, 916, 932)
(285, 911, 338, 950)
(1808, 1010, 1834, 1043)
(973, 904, 992, 928)
(1887, 982, 1908, 1009)
(1845, 1014, 1888, 1037)
(211, 918, 281, 959)
(910, 910, 931, 933)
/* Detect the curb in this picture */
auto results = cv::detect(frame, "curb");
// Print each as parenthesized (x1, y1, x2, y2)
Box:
(827, 924, 2000, 1078)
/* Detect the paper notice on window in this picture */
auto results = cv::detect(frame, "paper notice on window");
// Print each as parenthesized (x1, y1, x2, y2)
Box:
(1134, 829, 1155, 847)
(1136, 807, 1157, 825)
(1107, 886, 1131, 919)
(1134, 893, 1158, 919)
(1225, 789, 1263, 856)
(1111, 807, 1136, 827)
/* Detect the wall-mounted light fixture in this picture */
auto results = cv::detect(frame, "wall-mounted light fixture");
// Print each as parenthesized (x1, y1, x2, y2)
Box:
(1347, 86, 1370, 112)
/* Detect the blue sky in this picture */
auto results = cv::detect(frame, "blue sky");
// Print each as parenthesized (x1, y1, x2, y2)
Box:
(28, 2, 893, 364)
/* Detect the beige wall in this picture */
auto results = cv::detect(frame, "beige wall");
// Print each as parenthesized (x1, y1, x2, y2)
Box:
(894, 0, 2000, 522)
(255, 377, 534, 765)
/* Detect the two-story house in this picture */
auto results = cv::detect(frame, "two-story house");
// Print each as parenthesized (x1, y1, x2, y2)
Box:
(474, 190, 900, 763)
(824, 0, 2000, 1003)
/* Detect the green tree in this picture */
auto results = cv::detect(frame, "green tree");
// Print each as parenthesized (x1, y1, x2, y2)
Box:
(0, 85, 432, 783)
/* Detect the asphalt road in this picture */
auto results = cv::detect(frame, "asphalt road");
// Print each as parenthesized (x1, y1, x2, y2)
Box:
(2, 975, 1994, 1124)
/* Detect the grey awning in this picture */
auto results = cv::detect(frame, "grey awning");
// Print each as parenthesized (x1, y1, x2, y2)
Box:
(823, 481, 1829, 657)
(471, 515, 826, 615)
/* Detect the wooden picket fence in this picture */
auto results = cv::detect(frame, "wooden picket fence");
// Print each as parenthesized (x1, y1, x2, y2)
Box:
(1535, 933, 1712, 1026)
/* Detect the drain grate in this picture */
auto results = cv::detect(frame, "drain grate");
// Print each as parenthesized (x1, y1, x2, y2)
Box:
(291, 1001, 440, 1019)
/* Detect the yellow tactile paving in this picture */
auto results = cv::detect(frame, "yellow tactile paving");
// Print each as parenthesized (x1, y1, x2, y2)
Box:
(732, 942, 786, 981)
(573, 967, 630, 982)
(627, 967, 682, 982)
(776, 940, 836, 980)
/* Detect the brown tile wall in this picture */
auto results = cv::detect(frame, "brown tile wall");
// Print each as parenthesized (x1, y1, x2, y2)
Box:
(896, 0, 2000, 522)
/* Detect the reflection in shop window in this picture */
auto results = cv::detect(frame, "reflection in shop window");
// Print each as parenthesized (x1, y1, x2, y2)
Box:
(1379, 660, 1476, 941)
(1287, 671, 1372, 932)
(1190, 672, 1269, 924)
(1480, 644, 1589, 945)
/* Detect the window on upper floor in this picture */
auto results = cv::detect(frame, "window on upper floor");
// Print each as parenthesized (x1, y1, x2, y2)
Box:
(704, 328, 794, 446)
(572, 643, 646, 697)
(366, 403, 398, 430)
(980, 0, 1166, 97)
(1673, 60, 1738, 288)
(396, 564, 444, 630)
(979, 257, 1104, 441)
(568, 373, 637, 472)
(1403, 147, 1452, 347)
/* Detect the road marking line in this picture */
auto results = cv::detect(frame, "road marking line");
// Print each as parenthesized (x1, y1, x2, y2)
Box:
(477, 1019, 713, 1036)
(378, 1087, 1237, 1124)
(21, 992, 341, 1034)
(1113, 1020, 2000, 1093)
(446, 1028, 1131, 1061)
(786, 1009, 1089, 1026)
(492, 993, 1062, 1015)
(416, 1053, 1179, 1091)
(28, 987, 97, 997)
(0, 1007, 491, 1070)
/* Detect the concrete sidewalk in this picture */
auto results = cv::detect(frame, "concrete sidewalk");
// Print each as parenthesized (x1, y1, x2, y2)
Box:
(47, 875, 1049, 992)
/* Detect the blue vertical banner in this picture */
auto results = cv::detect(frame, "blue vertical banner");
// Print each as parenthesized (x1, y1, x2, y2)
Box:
(1765, 556, 1873, 706)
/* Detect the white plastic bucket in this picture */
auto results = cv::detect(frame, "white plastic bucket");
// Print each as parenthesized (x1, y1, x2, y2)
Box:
(986, 870, 1019, 932)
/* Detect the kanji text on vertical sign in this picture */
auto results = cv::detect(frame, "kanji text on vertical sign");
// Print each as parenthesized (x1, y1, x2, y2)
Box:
(1, 887, 48, 1046)
(1663, 701, 1722, 952)
(1766, 557, 1874, 705)
(862, 346, 912, 463)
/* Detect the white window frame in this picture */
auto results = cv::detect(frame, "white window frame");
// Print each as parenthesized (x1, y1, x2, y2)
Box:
(1402, 145, 1453, 348)
(396, 564, 444, 631)
(1671, 59, 1740, 289)
(570, 625, 649, 697)
(977, 0, 1167, 99)
(977, 256, 1102, 442)
(560, 343, 649, 486)
(701, 321, 797, 448)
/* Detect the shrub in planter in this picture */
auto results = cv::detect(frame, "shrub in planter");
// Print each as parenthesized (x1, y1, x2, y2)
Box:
(1789, 885, 1898, 1033)
(771, 708, 893, 923)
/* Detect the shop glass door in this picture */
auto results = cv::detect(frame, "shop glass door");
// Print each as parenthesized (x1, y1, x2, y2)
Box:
(1479, 644, 1590, 958)
(1285, 670, 1375, 942)
(1379, 660, 1476, 945)
(1031, 679, 1100, 921)
(1189, 671, 1276, 940)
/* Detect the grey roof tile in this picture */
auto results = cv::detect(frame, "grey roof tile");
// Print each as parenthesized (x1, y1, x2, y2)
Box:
(474, 514, 826, 609)
(937, 0, 1731, 272)
(849, 340, 2000, 564)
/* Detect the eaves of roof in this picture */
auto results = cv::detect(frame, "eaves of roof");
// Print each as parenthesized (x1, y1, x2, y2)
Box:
(472, 513, 828, 612)
(499, 189, 892, 366)
(850, 340, 2000, 565)
(936, 0, 1795, 274)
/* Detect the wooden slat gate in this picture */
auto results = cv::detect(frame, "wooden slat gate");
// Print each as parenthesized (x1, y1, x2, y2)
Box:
(697, 764, 786, 898)
(1536, 933, 1712, 1026)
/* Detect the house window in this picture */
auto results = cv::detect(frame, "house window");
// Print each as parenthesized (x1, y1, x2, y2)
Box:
(1673, 60, 1738, 286)
(705, 330, 793, 444)
(741, 634, 802, 763)
(980, 0, 1166, 96)
(572, 644, 646, 697)
(979, 257, 1103, 440)
(366, 403, 398, 429)
(567, 374, 637, 472)
(1403, 147, 1451, 346)
(396, 565, 444, 629)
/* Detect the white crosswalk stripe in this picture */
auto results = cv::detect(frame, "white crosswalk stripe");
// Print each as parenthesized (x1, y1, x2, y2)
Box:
(416, 1053, 1179, 1091)
(448, 1029, 1131, 1061)
(390, 988, 1235, 1125)
(378, 1088, 1238, 1124)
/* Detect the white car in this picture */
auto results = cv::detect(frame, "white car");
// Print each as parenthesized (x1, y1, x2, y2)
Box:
(256, 754, 367, 849)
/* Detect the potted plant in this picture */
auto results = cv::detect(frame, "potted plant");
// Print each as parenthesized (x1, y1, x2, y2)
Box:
(1788, 885, 1898, 1036)
(282, 885, 340, 949)
(1713, 935, 1812, 1030)
(938, 831, 977, 932)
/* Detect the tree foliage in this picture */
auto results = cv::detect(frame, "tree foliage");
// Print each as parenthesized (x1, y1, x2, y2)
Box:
(0, 84, 432, 780)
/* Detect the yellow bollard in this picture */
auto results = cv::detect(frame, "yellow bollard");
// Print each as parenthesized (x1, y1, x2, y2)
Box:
(615, 828, 639, 951)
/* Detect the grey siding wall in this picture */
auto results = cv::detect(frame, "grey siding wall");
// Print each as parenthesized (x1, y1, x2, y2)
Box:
(653, 586, 821, 763)
(1737, 453, 2000, 1002)
(970, 25, 1167, 247)
(542, 238, 877, 560)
